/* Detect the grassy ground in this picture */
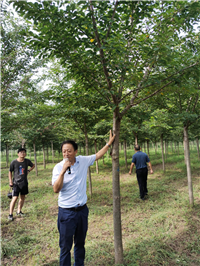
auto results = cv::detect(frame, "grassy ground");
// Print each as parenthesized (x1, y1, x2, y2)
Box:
(1, 148, 200, 266)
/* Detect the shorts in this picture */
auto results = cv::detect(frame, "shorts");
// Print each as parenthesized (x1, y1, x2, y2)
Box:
(12, 184, 29, 197)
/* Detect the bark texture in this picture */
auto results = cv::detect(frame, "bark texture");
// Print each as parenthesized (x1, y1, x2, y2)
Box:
(184, 126, 194, 206)
(33, 142, 38, 176)
(112, 112, 123, 265)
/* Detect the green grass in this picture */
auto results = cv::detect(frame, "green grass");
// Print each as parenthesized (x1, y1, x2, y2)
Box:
(1, 148, 200, 265)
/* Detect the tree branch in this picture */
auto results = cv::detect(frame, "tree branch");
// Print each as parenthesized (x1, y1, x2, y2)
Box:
(192, 93, 199, 113)
(186, 96, 193, 113)
(105, 0, 118, 41)
(89, 1, 116, 103)
(120, 62, 199, 103)
(120, 79, 174, 117)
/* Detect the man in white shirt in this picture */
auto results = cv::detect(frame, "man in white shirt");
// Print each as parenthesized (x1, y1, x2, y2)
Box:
(52, 130, 115, 266)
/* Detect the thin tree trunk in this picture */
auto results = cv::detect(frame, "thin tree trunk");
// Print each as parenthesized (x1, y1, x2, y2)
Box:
(166, 141, 168, 156)
(83, 145, 86, 155)
(161, 134, 165, 172)
(95, 139, 99, 174)
(47, 146, 49, 164)
(154, 141, 157, 154)
(42, 144, 46, 169)
(112, 112, 123, 265)
(147, 140, 150, 158)
(6, 144, 9, 168)
(143, 142, 146, 153)
(134, 133, 138, 145)
(164, 140, 167, 161)
(85, 125, 92, 195)
(196, 138, 200, 160)
(33, 142, 38, 176)
(123, 139, 128, 170)
(171, 141, 173, 153)
(51, 141, 54, 164)
(177, 142, 179, 156)
(184, 126, 194, 206)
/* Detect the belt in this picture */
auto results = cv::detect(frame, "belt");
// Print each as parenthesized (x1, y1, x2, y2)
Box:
(64, 204, 86, 212)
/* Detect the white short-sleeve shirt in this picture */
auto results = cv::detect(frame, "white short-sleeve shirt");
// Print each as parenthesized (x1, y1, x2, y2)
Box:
(52, 155, 96, 208)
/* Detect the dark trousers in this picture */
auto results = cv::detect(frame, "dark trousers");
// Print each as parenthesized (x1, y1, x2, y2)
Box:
(57, 205, 89, 266)
(136, 167, 148, 199)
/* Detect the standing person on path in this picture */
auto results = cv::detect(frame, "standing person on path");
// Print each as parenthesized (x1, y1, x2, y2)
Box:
(52, 130, 115, 266)
(129, 144, 153, 200)
(8, 148, 35, 221)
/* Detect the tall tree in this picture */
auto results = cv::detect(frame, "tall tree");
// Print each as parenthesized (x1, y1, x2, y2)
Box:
(1, 10, 45, 165)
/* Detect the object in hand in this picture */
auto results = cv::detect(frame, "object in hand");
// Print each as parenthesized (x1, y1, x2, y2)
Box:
(64, 158, 71, 174)
(7, 188, 13, 199)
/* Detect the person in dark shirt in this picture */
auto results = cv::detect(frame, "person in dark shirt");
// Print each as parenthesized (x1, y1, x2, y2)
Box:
(8, 148, 35, 221)
(129, 144, 153, 200)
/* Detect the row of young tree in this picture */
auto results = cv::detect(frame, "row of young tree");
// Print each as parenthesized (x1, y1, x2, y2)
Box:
(2, 1, 200, 264)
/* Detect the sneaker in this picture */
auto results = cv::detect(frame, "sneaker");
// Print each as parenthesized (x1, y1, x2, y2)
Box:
(8, 214, 14, 221)
(16, 211, 25, 216)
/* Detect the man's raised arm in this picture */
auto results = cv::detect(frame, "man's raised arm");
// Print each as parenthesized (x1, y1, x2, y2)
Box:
(95, 130, 115, 161)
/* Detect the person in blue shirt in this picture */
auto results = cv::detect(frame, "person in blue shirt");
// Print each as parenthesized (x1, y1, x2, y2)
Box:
(129, 144, 153, 200)
(52, 130, 115, 266)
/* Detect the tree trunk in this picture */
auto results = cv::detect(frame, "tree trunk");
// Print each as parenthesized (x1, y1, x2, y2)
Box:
(147, 140, 150, 158)
(85, 125, 92, 195)
(177, 142, 179, 156)
(42, 144, 46, 169)
(47, 146, 49, 163)
(94, 139, 99, 174)
(6, 144, 9, 168)
(184, 126, 194, 206)
(164, 140, 167, 161)
(166, 141, 168, 156)
(123, 139, 128, 170)
(22, 141, 25, 148)
(196, 138, 200, 160)
(154, 141, 157, 154)
(183, 139, 186, 164)
(51, 141, 54, 164)
(83, 145, 86, 155)
(134, 133, 138, 145)
(161, 134, 165, 172)
(33, 142, 38, 176)
(112, 112, 123, 265)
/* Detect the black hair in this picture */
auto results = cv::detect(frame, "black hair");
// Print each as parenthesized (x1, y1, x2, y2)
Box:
(134, 144, 140, 151)
(18, 148, 26, 153)
(60, 140, 78, 152)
